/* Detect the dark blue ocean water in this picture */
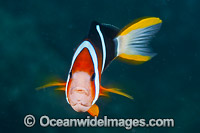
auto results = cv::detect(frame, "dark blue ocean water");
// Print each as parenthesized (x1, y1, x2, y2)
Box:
(0, 0, 199, 132)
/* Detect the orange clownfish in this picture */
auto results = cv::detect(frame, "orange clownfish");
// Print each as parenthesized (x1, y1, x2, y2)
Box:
(38, 17, 162, 117)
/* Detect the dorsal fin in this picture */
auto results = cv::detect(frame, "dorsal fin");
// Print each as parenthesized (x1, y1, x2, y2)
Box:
(101, 23, 120, 39)
(88, 21, 119, 42)
(87, 21, 102, 49)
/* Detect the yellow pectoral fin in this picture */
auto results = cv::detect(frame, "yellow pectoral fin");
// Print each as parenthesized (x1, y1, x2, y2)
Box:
(100, 86, 133, 100)
(54, 87, 65, 91)
(87, 104, 99, 117)
(36, 82, 66, 90)
(99, 89, 109, 97)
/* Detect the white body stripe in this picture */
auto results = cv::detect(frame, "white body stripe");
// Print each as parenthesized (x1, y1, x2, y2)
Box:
(96, 25, 106, 73)
(65, 41, 100, 105)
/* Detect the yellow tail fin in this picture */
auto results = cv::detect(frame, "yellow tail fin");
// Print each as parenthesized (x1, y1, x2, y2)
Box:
(115, 17, 162, 63)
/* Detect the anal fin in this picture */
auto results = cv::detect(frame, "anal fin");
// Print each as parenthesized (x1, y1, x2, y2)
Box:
(87, 104, 99, 117)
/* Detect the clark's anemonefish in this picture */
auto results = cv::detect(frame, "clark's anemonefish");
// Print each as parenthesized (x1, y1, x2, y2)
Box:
(38, 17, 162, 117)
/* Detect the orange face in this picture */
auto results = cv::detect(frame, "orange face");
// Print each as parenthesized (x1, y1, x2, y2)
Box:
(66, 48, 96, 112)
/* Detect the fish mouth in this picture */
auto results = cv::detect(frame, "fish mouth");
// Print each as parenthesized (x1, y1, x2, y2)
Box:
(70, 99, 91, 107)
(72, 102, 90, 107)
(71, 103, 91, 112)
(71, 87, 89, 96)
(69, 87, 91, 107)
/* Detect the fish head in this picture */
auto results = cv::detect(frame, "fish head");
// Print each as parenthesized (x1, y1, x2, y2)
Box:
(65, 45, 101, 112)
(66, 71, 96, 112)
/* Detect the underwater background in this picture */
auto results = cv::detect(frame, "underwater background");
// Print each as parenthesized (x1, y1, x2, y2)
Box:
(0, 0, 199, 132)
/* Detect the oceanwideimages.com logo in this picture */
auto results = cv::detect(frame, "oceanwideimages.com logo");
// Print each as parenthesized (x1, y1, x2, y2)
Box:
(24, 114, 174, 130)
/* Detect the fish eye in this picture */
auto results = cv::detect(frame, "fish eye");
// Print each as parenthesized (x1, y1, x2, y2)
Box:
(91, 73, 95, 81)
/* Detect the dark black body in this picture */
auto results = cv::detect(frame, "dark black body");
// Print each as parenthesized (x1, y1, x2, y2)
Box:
(87, 21, 120, 70)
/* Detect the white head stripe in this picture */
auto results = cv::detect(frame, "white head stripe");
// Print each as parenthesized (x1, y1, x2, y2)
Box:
(65, 41, 100, 105)
(96, 25, 106, 73)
